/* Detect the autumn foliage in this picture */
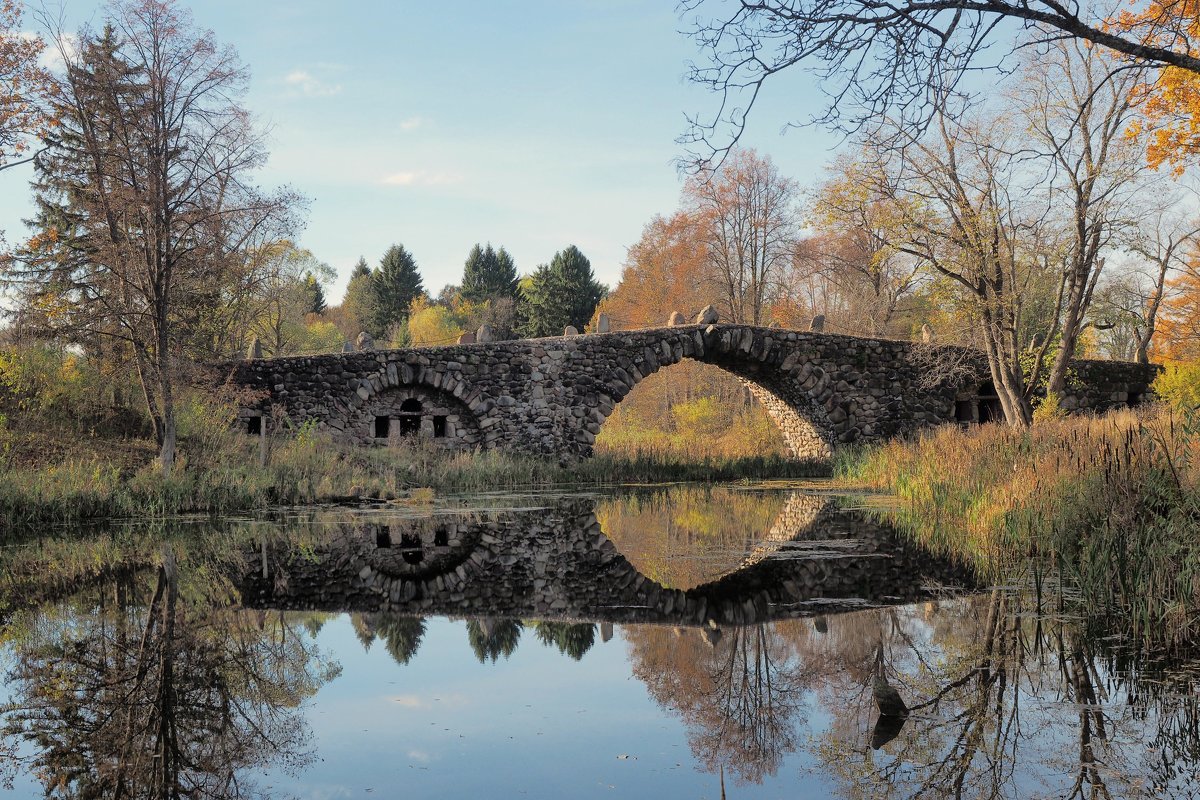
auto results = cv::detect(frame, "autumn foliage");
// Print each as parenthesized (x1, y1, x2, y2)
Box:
(0, 0, 51, 170)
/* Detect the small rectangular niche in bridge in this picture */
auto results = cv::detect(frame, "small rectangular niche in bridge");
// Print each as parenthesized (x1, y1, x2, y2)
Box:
(246, 416, 262, 435)
(374, 416, 390, 438)
(433, 415, 448, 438)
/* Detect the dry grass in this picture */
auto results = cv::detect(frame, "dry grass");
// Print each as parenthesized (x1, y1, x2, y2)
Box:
(840, 408, 1200, 651)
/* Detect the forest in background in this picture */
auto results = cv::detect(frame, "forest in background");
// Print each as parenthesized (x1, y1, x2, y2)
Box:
(4, 0, 1200, 470)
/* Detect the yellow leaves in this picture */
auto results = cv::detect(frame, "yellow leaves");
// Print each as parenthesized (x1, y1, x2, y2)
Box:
(1114, 0, 1200, 169)
(405, 295, 482, 347)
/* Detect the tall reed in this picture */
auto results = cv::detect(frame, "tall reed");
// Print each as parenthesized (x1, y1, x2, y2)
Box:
(840, 409, 1200, 651)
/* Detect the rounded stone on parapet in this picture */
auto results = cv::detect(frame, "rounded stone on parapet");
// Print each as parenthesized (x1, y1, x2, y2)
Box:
(810, 314, 826, 332)
(563, 325, 579, 336)
(921, 324, 936, 343)
(476, 324, 494, 343)
(458, 331, 476, 344)
(695, 305, 720, 325)
(356, 331, 374, 351)
(246, 336, 262, 360)
(595, 313, 611, 333)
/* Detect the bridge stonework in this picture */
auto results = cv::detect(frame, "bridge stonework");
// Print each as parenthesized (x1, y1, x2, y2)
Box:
(222, 324, 1158, 459)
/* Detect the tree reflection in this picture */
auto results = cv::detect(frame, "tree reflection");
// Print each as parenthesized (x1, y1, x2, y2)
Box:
(533, 622, 597, 661)
(350, 613, 427, 665)
(467, 618, 523, 663)
(627, 622, 809, 784)
(0, 552, 339, 798)
(812, 591, 1200, 799)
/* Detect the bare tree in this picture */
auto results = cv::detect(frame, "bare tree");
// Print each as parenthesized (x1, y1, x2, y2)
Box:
(1116, 201, 1200, 363)
(8, 1, 297, 472)
(685, 148, 799, 324)
(1017, 40, 1148, 395)
(867, 113, 1049, 424)
(679, 0, 1200, 162)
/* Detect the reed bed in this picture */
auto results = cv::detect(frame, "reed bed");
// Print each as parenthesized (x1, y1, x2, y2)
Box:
(840, 408, 1200, 651)
(0, 426, 826, 534)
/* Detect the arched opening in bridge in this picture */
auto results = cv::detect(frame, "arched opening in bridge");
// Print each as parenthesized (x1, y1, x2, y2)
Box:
(399, 533, 424, 565)
(358, 387, 482, 450)
(594, 360, 813, 459)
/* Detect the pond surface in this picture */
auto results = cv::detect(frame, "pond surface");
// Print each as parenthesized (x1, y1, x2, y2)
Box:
(0, 483, 1196, 798)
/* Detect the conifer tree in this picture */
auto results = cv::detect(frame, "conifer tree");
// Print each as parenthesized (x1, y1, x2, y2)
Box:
(342, 257, 380, 337)
(461, 243, 519, 303)
(373, 244, 424, 335)
(302, 272, 326, 315)
(519, 245, 606, 337)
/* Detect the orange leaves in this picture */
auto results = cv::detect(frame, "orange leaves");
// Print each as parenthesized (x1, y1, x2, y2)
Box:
(1115, 0, 1200, 170)
(0, 0, 52, 167)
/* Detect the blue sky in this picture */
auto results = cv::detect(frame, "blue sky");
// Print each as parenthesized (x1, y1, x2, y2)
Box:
(6, 0, 841, 301)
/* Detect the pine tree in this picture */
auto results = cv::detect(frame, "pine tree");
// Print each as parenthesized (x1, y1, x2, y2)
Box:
(373, 244, 424, 335)
(461, 243, 519, 303)
(342, 256, 380, 337)
(303, 272, 326, 315)
(519, 245, 607, 337)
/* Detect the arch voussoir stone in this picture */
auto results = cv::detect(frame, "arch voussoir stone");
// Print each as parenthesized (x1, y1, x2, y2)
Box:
(222, 324, 1159, 461)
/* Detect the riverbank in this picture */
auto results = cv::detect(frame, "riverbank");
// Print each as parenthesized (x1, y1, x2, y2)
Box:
(838, 408, 1200, 651)
(0, 422, 827, 532)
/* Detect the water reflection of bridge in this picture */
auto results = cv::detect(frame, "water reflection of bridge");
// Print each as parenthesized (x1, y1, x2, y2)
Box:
(238, 491, 975, 626)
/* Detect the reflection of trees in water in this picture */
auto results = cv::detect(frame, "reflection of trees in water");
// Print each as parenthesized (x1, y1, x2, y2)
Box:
(595, 487, 790, 589)
(534, 622, 597, 661)
(467, 618, 523, 663)
(626, 621, 810, 785)
(815, 591, 1200, 800)
(0, 552, 339, 798)
(350, 613, 427, 665)
(625, 594, 1200, 797)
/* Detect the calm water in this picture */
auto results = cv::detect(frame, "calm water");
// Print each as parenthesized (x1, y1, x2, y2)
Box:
(0, 484, 1196, 798)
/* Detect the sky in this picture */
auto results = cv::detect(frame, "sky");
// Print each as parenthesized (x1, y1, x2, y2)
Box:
(4, 0, 842, 302)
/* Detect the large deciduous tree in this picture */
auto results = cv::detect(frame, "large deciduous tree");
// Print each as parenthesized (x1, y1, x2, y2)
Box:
(684, 148, 797, 325)
(1017, 41, 1147, 396)
(0, 0, 51, 174)
(680, 0, 1200, 161)
(10, 1, 295, 472)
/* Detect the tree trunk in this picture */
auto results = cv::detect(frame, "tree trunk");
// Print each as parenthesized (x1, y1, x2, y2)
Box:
(156, 319, 176, 475)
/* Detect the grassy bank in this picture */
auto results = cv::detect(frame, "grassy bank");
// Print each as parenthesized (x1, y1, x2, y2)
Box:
(838, 409, 1200, 650)
(0, 421, 827, 532)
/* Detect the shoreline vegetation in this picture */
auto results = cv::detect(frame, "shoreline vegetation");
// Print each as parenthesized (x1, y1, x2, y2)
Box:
(0, 418, 827, 532)
(838, 406, 1200, 652)
(5, 385, 1199, 653)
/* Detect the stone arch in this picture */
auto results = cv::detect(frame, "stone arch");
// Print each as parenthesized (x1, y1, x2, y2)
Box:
(353, 382, 482, 450)
(589, 327, 837, 460)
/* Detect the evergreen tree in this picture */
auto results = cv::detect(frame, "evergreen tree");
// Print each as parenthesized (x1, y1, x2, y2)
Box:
(342, 256, 380, 337)
(460, 243, 519, 303)
(373, 244, 424, 335)
(302, 272, 326, 315)
(519, 245, 606, 337)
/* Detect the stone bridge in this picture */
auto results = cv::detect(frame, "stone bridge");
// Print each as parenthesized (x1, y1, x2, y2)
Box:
(222, 325, 1158, 459)
(236, 494, 977, 626)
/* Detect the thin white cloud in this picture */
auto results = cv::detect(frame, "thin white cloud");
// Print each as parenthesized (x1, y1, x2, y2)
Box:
(398, 116, 426, 131)
(22, 31, 76, 73)
(380, 170, 462, 187)
(407, 750, 433, 763)
(284, 69, 342, 98)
